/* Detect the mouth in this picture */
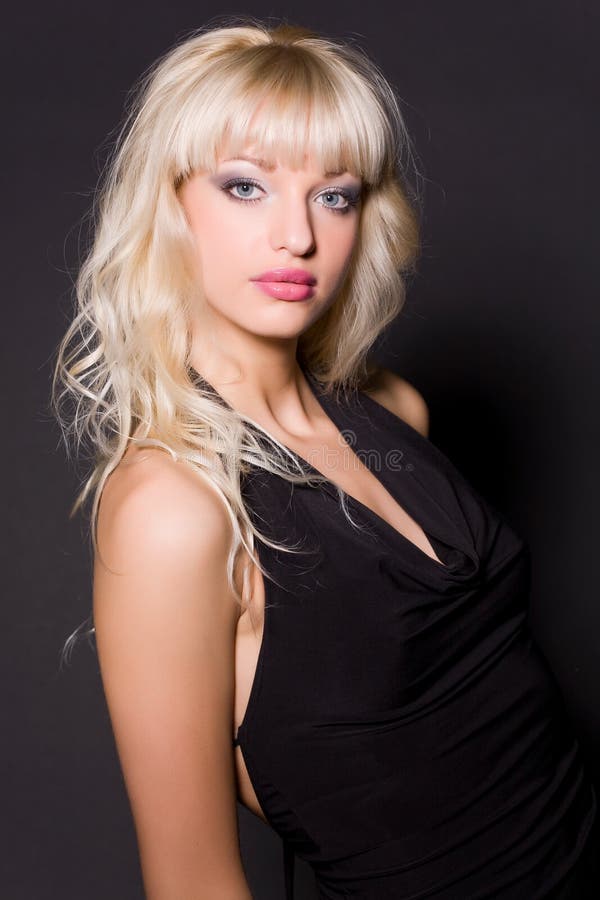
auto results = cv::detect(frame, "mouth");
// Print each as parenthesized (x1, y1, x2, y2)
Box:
(251, 280, 315, 302)
(251, 267, 317, 286)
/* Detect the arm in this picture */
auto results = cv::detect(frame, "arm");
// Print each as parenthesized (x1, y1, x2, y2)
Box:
(93, 450, 252, 900)
(364, 367, 430, 438)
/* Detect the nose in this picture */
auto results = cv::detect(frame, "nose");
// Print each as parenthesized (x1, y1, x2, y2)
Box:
(269, 187, 316, 257)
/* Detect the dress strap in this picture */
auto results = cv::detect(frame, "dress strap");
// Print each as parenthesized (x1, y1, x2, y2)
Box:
(283, 839, 295, 899)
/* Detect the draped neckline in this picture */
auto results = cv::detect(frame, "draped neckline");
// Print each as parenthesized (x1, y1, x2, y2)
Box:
(188, 363, 479, 581)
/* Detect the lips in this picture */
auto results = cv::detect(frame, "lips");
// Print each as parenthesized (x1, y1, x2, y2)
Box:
(252, 281, 315, 301)
(251, 268, 317, 285)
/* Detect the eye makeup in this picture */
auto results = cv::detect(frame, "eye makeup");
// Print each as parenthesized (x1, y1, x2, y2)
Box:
(218, 176, 362, 215)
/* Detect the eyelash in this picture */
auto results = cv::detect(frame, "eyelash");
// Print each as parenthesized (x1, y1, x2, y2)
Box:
(220, 177, 361, 215)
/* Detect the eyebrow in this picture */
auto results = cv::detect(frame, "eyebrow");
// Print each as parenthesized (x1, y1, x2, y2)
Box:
(222, 154, 349, 178)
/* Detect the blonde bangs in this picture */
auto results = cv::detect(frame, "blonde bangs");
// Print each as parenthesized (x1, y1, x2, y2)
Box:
(172, 42, 390, 186)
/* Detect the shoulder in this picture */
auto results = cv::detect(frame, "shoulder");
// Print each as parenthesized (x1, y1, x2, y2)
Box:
(362, 367, 430, 438)
(96, 444, 233, 579)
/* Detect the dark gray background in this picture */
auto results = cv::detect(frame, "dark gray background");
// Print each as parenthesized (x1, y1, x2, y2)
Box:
(2, 1, 598, 897)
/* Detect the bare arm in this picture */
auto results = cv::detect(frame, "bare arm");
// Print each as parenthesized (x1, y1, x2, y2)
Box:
(93, 450, 252, 899)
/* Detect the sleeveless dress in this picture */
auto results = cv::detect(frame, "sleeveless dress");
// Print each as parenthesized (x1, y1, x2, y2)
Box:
(191, 365, 597, 899)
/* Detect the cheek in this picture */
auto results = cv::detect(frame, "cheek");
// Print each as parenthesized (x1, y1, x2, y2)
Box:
(192, 212, 228, 266)
(322, 219, 359, 279)
(189, 205, 252, 296)
(179, 185, 249, 314)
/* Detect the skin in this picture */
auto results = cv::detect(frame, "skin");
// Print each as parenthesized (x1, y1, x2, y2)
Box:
(93, 140, 430, 899)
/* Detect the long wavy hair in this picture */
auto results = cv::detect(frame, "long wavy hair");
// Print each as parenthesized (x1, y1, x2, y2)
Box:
(52, 16, 423, 661)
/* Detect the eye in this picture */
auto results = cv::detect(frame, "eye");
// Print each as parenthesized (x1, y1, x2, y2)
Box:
(221, 177, 263, 204)
(317, 190, 348, 210)
(316, 187, 361, 215)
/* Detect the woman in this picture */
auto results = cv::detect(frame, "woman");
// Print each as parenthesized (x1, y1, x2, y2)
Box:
(53, 17, 597, 899)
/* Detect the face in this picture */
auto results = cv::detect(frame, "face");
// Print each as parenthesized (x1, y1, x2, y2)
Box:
(177, 144, 363, 342)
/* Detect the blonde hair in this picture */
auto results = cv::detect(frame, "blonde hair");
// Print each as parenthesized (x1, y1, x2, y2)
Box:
(52, 15, 422, 661)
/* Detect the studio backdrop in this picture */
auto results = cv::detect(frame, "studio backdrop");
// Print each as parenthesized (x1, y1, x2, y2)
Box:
(2, 2, 598, 898)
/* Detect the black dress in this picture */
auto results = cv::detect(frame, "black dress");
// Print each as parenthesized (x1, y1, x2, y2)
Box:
(192, 365, 597, 898)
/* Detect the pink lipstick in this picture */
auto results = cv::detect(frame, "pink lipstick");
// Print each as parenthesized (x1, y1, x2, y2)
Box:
(251, 268, 316, 302)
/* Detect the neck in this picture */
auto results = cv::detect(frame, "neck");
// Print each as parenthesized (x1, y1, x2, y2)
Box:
(189, 328, 321, 439)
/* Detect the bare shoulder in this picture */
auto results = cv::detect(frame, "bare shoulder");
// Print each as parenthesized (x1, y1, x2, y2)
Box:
(362, 367, 430, 438)
(96, 443, 232, 574)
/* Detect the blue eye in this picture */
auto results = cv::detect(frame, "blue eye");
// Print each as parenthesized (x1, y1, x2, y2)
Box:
(316, 189, 359, 214)
(220, 178, 361, 215)
(221, 177, 263, 204)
